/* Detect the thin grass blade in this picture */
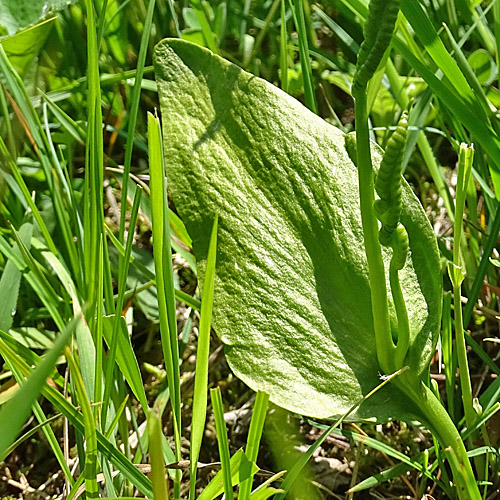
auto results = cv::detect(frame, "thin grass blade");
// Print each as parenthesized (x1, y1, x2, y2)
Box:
(211, 386, 233, 499)
(238, 391, 269, 500)
(189, 216, 218, 500)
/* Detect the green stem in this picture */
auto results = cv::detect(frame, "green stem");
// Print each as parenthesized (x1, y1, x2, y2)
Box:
(451, 144, 483, 477)
(454, 283, 475, 427)
(400, 378, 481, 500)
(354, 89, 396, 373)
(390, 263, 410, 367)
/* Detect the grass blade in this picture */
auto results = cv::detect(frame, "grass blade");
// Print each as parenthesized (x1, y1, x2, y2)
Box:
(211, 386, 233, 500)
(148, 110, 182, 494)
(148, 406, 169, 500)
(189, 216, 218, 500)
(119, 0, 156, 244)
(290, 0, 317, 113)
(238, 391, 269, 500)
(0, 318, 76, 460)
(190, 0, 219, 54)
(66, 346, 99, 498)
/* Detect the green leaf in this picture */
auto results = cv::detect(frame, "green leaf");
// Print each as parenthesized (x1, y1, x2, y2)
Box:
(0, 0, 78, 36)
(154, 39, 442, 422)
(0, 18, 54, 74)
(0, 218, 32, 331)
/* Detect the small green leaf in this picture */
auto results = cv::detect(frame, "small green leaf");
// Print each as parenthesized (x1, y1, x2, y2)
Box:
(0, 218, 32, 331)
(0, 19, 53, 74)
(0, 0, 78, 36)
(154, 39, 442, 422)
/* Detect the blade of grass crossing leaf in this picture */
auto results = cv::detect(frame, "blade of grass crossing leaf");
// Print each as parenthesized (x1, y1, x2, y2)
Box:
(280, 0, 288, 92)
(119, 0, 156, 245)
(0, 340, 154, 496)
(0, 318, 76, 459)
(349, 403, 500, 493)
(238, 391, 269, 500)
(189, 216, 218, 500)
(66, 347, 99, 498)
(289, 0, 317, 113)
(211, 387, 233, 500)
(148, 111, 182, 495)
(148, 407, 169, 500)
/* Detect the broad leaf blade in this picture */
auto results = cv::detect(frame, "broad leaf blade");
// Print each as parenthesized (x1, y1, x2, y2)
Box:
(154, 39, 441, 421)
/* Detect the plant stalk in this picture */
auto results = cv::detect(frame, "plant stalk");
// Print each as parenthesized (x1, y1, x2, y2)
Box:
(353, 89, 396, 373)
(401, 377, 481, 500)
